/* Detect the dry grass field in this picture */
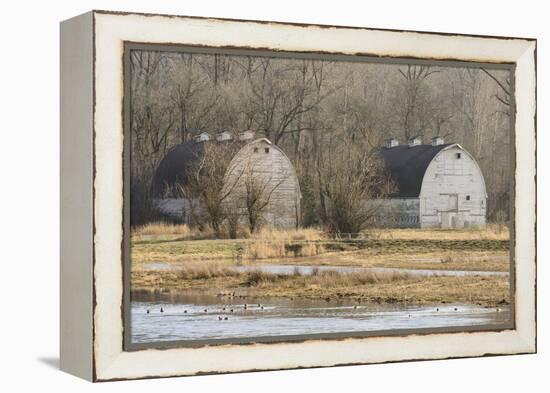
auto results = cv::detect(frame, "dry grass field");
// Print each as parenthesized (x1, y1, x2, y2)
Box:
(131, 262, 509, 306)
(131, 224, 509, 271)
(130, 224, 510, 306)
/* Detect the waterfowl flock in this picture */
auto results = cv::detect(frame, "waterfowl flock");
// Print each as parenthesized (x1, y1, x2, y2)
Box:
(145, 302, 266, 321)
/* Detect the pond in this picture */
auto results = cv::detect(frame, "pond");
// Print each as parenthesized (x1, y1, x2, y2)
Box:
(130, 291, 510, 344)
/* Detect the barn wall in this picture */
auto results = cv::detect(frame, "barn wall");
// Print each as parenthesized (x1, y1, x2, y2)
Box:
(153, 198, 193, 223)
(419, 146, 487, 228)
(373, 198, 420, 228)
(224, 139, 300, 229)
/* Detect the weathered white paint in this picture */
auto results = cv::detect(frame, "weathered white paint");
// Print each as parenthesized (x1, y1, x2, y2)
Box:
(408, 136, 422, 147)
(374, 198, 420, 228)
(194, 132, 211, 142)
(224, 138, 301, 229)
(377, 144, 487, 229)
(215, 131, 233, 141)
(238, 130, 255, 141)
(153, 198, 191, 223)
(419, 144, 487, 229)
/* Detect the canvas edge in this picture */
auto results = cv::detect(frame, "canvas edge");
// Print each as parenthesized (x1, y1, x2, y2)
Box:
(59, 11, 95, 381)
(89, 11, 537, 381)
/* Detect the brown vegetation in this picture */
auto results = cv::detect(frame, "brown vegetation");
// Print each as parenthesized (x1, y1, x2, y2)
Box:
(131, 263, 509, 306)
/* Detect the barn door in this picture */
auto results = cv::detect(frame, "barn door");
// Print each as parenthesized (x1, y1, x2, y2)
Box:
(448, 194, 458, 211)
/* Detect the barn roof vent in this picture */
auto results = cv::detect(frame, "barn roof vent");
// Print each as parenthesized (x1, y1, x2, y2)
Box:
(384, 138, 399, 149)
(408, 135, 422, 147)
(239, 130, 255, 141)
(431, 136, 444, 146)
(215, 131, 232, 142)
(194, 132, 211, 143)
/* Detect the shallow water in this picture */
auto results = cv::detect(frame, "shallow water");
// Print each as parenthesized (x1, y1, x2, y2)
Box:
(130, 291, 510, 344)
(234, 264, 508, 277)
(141, 261, 508, 277)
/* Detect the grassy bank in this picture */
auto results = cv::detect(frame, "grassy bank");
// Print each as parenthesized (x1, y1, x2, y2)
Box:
(131, 263, 509, 306)
(130, 224, 510, 305)
(131, 224, 510, 272)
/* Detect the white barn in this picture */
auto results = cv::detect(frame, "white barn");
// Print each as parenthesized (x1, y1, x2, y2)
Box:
(378, 136, 487, 229)
(150, 133, 300, 229)
(223, 138, 301, 229)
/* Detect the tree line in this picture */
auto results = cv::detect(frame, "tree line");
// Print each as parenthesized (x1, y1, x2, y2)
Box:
(130, 50, 512, 230)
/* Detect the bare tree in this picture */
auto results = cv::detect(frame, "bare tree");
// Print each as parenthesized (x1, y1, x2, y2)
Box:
(481, 68, 511, 113)
(130, 49, 512, 227)
(176, 142, 242, 236)
(244, 58, 330, 144)
(317, 136, 396, 234)
(240, 165, 288, 233)
(393, 65, 440, 139)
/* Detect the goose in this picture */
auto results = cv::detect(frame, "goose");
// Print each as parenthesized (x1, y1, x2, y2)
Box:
(353, 305, 358, 310)
(218, 316, 223, 321)
(260, 306, 264, 311)
(160, 307, 164, 313)
(204, 309, 208, 313)
(184, 310, 187, 314)
(146, 309, 150, 314)
(436, 308, 439, 312)
(454, 307, 458, 311)
(224, 317, 228, 320)
(230, 309, 234, 313)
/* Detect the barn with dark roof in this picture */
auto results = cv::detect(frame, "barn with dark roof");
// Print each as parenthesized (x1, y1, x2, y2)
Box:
(150, 131, 301, 229)
(377, 135, 487, 228)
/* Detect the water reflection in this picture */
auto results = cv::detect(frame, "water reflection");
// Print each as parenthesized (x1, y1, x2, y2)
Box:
(141, 262, 508, 277)
(130, 291, 510, 344)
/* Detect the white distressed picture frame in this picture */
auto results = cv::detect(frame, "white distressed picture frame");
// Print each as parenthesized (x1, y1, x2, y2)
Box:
(60, 10, 536, 381)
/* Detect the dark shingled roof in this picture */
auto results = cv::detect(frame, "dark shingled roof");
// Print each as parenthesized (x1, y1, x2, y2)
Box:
(151, 141, 205, 197)
(380, 144, 452, 197)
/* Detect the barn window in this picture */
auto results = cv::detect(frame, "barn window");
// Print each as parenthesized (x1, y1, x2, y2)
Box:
(265, 147, 270, 153)
(466, 195, 471, 201)
(456, 153, 462, 159)
(253, 147, 258, 153)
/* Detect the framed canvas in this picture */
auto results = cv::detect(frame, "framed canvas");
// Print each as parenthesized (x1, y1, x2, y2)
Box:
(60, 10, 537, 381)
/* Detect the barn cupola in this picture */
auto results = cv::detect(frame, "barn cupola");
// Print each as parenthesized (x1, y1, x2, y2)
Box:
(194, 132, 211, 143)
(239, 130, 255, 141)
(215, 131, 232, 142)
(408, 135, 422, 147)
(431, 136, 444, 146)
(384, 138, 399, 149)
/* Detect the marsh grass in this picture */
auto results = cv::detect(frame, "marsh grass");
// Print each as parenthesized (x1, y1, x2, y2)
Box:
(243, 227, 326, 259)
(251, 227, 326, 242)
(132, 222, 215, 240)
(131, 262, 509, 306)
(175, 263, 241, 280)
(373, 224, 509, 241)
(165, 262, 411, 288)
(241, 269, 411, 287)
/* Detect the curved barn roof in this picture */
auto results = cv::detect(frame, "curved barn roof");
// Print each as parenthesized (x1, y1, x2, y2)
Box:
(380, 144, 454, 197)
(150, 141, 205, 197)
(151, 137, 262, 197)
